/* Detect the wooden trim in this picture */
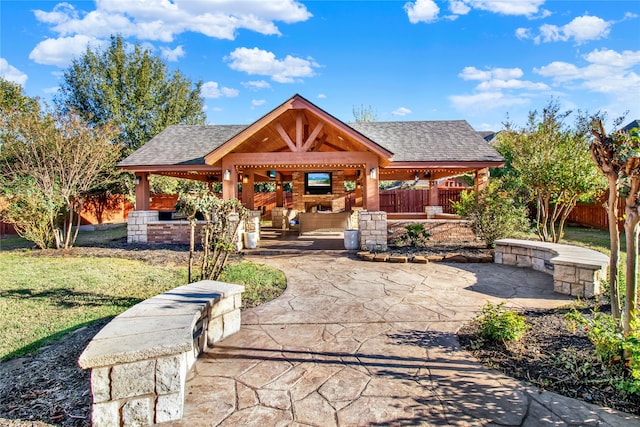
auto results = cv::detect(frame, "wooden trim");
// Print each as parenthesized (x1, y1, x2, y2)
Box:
(387, 161, 504, 169)
(301, 122, 324, 152)
(275, 121, 298, 152)
(118, 165, 220, 173)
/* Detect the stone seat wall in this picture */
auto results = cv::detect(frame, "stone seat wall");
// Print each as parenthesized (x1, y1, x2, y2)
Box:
(494, 238, 608, 298)
(78, 280, 244, 426)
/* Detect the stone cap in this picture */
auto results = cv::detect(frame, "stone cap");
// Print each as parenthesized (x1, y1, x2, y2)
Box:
(78, 280, 244, 369)
(495, 238, 608, 269)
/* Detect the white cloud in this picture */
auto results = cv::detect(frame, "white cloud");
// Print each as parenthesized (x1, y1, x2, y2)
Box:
(251, 99, 266, 107)
(518, 15, 611, 44)
(225, 47, 319, 83)
(409, 0, 545, 23)
(392, 107, 412, 116)
(449, 1, 471, 15)
(317, 93, 327, 99)
(201, 81, 239, 99)
(464, 0, 544, 16)
(241, 80, 271, 90)
(534, 48, 640, 96)
(33, 0, 312, 42)
(160, 45, 185, 62)
(0, 58, 28, 85)
(449, 91, 530, 110)
(404, 0, 440, 24)
(451, 65, 548, 113)
(459, 66, 523, 81)
(29, 34, 105, 67)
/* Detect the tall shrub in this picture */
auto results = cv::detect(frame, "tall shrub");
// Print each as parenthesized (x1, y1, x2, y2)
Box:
(453, 180, 529, 248)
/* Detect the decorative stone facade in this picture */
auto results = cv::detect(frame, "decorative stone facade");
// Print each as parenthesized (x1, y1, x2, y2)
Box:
(494, 238, 608, 298)
(79, 281, 245, 426)
(127, 210, 158, 243)
(358, 211, 387, 251)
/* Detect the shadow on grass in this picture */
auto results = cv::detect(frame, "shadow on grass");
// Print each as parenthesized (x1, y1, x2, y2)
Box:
(0, 287, 142, 309)
(1, 316, 113, 361)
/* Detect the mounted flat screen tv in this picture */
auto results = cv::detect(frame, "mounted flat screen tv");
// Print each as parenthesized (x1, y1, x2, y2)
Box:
(305, 172, 332, 195)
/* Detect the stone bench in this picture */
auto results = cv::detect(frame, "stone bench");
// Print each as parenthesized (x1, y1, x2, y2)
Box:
(78, 280, 244, 426)
(494, 238, 608, 298)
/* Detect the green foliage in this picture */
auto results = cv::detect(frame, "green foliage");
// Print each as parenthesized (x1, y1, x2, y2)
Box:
(219, 262, 287, 309)
(495, 100, 606, 243)
(149, 175, 208, 195)
(394, 223, 431, 247)
(566, 309, 640, 396)
(453, 180, 529, 248)
(474, 302, 528, 343)
(56, 35, 205, 157)
(175, 191, 248, 281)
(0, 78, 39, 113)
(1, 89, 120, 249)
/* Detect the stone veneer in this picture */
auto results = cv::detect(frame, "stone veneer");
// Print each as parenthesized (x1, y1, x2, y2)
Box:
(358, 211, 387, 251)
(494, 238, 608, 298)
(78, 281, 244, 426)
(127, 210, 158, 243)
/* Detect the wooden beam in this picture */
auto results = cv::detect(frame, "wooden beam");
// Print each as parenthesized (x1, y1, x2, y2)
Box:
(301, 122, 324, 152)
(274, 122, 298, 152)
(226, 151, 378, 167)
(296, 111, 303, 151)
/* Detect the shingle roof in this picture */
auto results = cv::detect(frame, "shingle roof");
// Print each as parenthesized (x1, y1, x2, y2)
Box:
(622, 119, 640, 133)
(118, 125, 245, 167)
(118, 120, 503, 167)
(349, 120, 504, 163)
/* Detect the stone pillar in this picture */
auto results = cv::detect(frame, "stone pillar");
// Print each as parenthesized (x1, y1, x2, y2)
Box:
(358, 210, 387, 251)
(127, 211, 158, 243)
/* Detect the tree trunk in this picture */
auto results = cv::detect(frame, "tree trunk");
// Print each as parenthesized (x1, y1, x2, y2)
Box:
(622, 175, 640, 336)
(623, 205, 639, 336)
(606, 175, 622, 322)
(188, 221, 195, 283)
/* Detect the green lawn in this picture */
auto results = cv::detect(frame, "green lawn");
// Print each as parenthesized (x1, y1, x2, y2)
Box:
(0, 252, 187, 360)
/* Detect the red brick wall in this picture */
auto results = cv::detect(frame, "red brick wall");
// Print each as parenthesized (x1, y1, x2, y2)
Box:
(146, 222, 204, 245)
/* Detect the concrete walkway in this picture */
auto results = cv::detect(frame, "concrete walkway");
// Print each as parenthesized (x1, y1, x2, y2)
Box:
(176, 254, 640, 426)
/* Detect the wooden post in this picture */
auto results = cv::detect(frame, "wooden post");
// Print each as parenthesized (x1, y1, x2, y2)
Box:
(276, 179, 284, 207)
(364, 163, 380, 210)
(241, 172, 255, 209)
(221, 162, 238, 200)
(135, 172, 150, 210)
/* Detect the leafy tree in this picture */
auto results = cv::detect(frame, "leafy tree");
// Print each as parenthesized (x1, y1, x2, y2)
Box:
(0, 84, 120, 248)
(453, 179, 530, 248)
(495, 101, 606, 242)
(56, 35, 206, 157)
(590, 119, 640, 335)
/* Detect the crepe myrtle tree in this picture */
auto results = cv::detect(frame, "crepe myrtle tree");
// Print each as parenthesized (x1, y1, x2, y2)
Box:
(495, 100, 606, 243)
(0, 83, 120, 248)
(590, 118, 640, 335)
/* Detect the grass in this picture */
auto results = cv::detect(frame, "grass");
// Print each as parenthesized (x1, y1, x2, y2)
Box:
(219, 261, 287, 309)
(0, 223, 128, 250)
(0, 252, 187, 360)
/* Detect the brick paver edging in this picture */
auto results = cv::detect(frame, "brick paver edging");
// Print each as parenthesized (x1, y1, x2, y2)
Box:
(78, 280, 244, 426)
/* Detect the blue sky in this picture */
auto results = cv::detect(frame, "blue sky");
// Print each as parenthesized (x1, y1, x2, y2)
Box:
(1, 0, 638, 131)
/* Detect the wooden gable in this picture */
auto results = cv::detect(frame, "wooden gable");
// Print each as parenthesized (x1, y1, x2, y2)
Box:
(203, 94, 392, 168)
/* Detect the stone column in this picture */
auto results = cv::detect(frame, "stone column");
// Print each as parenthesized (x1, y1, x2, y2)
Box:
(127, 211, 159, 243)
(358, 210, 387, 251)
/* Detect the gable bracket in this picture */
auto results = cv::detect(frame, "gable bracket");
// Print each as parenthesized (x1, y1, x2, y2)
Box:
(301, 122, 324, 152)
(274, 121, 298, 152)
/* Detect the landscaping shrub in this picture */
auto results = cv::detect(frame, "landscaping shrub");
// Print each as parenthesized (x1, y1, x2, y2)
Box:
(566, 308, 640, 396)
(453, 180, 529, 248)
(474, 302, 528, 343)
(394, 223, 430, 247)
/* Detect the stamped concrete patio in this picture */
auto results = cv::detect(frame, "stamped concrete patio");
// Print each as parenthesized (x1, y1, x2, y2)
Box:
(175, 254, 640, 426)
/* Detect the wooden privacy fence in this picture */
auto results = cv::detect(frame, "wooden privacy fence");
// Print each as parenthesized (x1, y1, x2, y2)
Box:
(379, 188, 464, 213)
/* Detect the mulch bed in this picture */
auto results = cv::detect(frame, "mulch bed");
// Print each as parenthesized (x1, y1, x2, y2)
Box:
(457, 299, 640, 416)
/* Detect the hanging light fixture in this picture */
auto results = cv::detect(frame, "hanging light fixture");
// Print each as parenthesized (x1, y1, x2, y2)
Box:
(223, 169, 231, 181)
